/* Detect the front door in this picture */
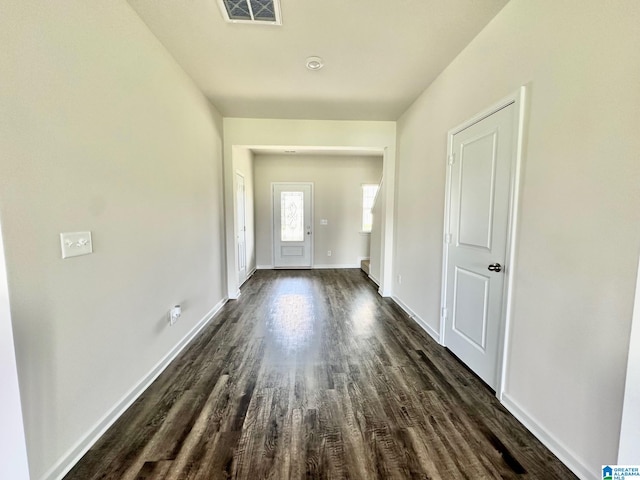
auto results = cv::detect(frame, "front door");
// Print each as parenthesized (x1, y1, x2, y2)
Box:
(236, 173, 247, 284)
(443, 103, 516, 389)
(273, 183, 312, 268)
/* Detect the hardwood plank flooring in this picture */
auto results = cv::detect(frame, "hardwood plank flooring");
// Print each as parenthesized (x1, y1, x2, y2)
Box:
(64, 269, 577, 480)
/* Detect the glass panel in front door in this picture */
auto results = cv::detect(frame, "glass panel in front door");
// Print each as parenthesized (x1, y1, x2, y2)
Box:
(280, 191, 304, 242)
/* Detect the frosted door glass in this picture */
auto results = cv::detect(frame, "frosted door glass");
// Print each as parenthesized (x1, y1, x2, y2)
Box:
(281, 192, 304, 242)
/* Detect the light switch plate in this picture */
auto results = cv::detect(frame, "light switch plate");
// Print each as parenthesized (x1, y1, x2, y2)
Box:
(60, 231, 93, 259)
(320, 219, 328, 225)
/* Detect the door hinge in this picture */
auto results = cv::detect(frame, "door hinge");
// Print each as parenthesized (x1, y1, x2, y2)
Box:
(447, 153, 455, 165)
(444, 233, 452, 244)
(441, 307, 448, 320)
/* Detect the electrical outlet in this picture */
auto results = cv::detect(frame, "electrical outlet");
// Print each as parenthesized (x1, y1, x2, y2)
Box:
(397, 274, 402, 284)
(169, 305, 182, 326)
(327, 250, 332, 256)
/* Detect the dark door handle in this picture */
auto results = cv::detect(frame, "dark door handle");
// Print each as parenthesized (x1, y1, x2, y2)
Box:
(488, 263, 502, 272)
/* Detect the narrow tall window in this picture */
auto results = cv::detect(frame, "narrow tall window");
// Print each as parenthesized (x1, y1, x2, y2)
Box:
(362, 184, 379, 233)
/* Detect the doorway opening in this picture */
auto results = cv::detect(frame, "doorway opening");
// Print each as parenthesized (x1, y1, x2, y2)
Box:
(226, 145, 393, 299)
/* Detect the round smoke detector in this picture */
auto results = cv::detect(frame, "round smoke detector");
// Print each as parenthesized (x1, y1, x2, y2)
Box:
(305, 56, 324, 71)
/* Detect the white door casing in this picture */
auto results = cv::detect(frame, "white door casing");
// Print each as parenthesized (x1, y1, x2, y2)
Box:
(441, 90, 525, 393)
(618, 256, 640, 463)
(0, 217, 31, 480)
(273, 183, 313, 268)
(236, 173, 247, 284)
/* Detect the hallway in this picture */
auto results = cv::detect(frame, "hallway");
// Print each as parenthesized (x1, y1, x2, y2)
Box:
(65, 270, 575, 479)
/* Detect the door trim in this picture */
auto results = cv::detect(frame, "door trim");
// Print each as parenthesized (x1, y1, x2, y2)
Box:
(440, 86, 528, 399)
(271, 182, 314, 269)
(0, 215, 30, 480)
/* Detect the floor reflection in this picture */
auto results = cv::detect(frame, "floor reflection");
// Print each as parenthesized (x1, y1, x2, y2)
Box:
(350, 295, 376, 336)
(267, 292, 315, 354)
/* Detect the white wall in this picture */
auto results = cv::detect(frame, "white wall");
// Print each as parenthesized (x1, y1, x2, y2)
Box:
(253, 154, 382, 268)
(393, 0, 640, 477)
(0, 1, 227, 479)
(0, 221, 30, 480)
(233, 149, 256, 278)
(223, 118, 396, 297)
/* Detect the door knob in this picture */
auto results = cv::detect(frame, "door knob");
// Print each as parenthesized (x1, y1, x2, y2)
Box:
(488, 263, 502, 272)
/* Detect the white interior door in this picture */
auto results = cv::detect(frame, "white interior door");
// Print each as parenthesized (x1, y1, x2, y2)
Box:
(236, 173, 247, 283)
(443, 103, 516, 389)
(273, 183, 312, 268)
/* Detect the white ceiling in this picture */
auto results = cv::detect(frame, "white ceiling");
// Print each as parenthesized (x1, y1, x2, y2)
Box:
(127, 0, 509, 121)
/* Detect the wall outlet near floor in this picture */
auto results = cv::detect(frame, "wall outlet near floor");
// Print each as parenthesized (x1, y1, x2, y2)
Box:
(327, 250, 332, 256)
(397, 274, 402, 284)
(169, 305, 182, 326)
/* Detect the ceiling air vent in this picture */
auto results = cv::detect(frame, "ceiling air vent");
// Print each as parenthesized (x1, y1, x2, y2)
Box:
(218, 0, 282, 25)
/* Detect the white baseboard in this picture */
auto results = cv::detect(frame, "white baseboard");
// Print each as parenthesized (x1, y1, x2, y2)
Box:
(391, 295, 441, 343)
(238, 267, 256, 287)
(368, 274, 380, 286)
(42, 297, 228, 480)
(378, 287, 392, 298)
(313, 263, 360, 269)
(500, 393, 597, 480)
(258, 264, 362, 270)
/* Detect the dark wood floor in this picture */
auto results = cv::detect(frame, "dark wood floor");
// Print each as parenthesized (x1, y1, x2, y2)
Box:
(64, 269, 576, 480)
